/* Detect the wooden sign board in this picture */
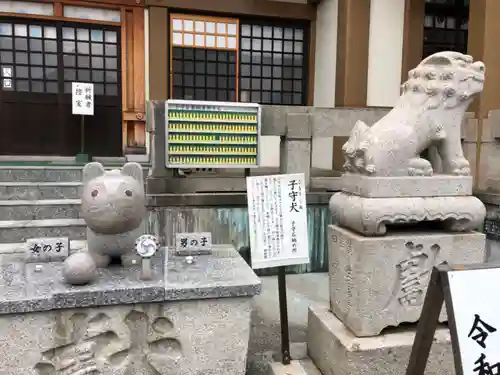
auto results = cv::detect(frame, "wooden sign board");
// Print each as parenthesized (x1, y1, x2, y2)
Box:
(406, 264, 500, 375)
(165, 99, 261, 169)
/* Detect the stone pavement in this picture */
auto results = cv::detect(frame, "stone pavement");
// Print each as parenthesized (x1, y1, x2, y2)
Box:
(247, 272, 329, 375)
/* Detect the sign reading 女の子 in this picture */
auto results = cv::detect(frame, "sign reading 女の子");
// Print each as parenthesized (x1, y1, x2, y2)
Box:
(72, 82, 94, 116)
(246, 173, 309, 269)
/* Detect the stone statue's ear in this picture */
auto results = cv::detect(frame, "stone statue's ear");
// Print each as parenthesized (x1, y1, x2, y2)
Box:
(82, 162, 105, 184)
(121, 162, 143, 183)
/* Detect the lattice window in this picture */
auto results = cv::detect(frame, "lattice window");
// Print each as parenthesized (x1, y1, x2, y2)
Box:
(239, 23, 307, 105)
(0, 1, 53, 16)
(62, 26, 119, 96)
(171, 47, 237, 101)
(0, 21, 58, 93)
(63, 6, 121, 23)
(169, 14, 309, 105)
(171, 15, 238, 50)
(170, 14, 238, 101)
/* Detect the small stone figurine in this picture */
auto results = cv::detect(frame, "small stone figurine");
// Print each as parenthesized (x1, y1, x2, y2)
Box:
(63, 162, 147, 285)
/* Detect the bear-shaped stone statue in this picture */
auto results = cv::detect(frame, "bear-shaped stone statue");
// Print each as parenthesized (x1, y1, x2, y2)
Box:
(63, 162, 147, 285)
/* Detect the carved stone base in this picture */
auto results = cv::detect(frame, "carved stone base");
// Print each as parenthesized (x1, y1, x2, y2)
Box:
(340, 173, 472, 198)
(328, 225, 485, 337)
(307, 305, 454, 375)
(329, 192, 486, 236)
(0, 298, 252, 375)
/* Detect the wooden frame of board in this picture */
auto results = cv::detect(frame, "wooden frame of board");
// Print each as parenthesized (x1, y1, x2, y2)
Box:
(406, 263, 500, 375)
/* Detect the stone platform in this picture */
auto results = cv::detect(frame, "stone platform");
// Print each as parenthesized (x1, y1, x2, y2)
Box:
(307, 305, 454, 375)
(329, 192, 486, 236)
(328, 225, 485, 337)
(0, 245, 260, 375)
(340, 173, 473, 198)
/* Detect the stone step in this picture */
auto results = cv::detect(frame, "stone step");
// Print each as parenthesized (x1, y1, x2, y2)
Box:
(267, 359, 322, 375)
(0, 218, 85, 243)
(0, 166, 150, 182)
(0, 199, 81, 220)
(0, 182, 82, 200)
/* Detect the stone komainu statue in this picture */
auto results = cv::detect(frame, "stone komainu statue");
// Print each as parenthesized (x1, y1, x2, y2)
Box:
(63, 162, 147, 285)
(342, 51, 485, 177)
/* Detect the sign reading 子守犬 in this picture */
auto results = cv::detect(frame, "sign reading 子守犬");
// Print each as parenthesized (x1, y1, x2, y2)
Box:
(72, 82, 94, 116)
(246, 173, 309, 269)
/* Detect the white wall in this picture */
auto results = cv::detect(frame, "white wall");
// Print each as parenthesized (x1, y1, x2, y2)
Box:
(311, 0, 338, 170)
(366, 0, 405, 107)
(313, 0, 338, 107)
(145, 8, 151, 158)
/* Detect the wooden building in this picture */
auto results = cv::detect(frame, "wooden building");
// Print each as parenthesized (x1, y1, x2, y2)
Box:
(0, 0, 145, 157)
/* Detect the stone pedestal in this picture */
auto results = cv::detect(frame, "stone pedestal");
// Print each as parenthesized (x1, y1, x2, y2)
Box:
(328, 225, 485, 336)
(0, 245, 261, 375)
(304, 51, 488, 375)
(307, 306, 454, 375)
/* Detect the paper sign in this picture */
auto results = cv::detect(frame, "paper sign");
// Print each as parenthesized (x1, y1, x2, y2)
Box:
(2, 67, 11, 77)
(72, 82, 94, 115)
(25, 237, 69, 263)
(175, 232, 212, 255)
(447, 268, 500, 373)
(246, 173, 309, 269)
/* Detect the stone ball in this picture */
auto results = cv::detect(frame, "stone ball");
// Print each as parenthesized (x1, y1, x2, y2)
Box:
(62, 252, 98, 285)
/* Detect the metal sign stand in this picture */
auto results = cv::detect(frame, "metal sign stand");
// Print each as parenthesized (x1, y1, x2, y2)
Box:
(278, 266, 291, 365)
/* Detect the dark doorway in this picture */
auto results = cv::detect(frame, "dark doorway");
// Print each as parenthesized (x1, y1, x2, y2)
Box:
(0, 18, 122, 156)
(423, 0, 469, 59)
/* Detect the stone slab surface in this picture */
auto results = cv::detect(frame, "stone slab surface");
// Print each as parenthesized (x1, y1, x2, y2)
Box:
(329, 192, 486, 235)
(0, 181, 82, 200)
(340, 173, 473, 198)
(0, 297, 252, 375)
(268, 359, 322, 375)
(307, 305, 454, 375)
(0, 245, 261, 314)
(328, 225, 485, 336)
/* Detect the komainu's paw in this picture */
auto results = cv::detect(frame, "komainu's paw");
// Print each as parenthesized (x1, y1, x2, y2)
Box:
(451, 158, 471, 176)
(408, 158, 433, 176)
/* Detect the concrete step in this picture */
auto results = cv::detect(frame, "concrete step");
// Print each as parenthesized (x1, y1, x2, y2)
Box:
(0, 166, 150, 182)
(0, 182, 82, 200)
(0, 218, 85, 243)
(267, 359, 322, 375)
(0, 199, 81, 220)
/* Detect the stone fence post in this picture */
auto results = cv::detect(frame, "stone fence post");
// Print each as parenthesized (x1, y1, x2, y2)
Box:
(280, 113, 312, 189)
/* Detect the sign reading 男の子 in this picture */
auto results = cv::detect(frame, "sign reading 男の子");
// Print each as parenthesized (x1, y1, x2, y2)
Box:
(246, 173, 309, 269)
(72, 82, 94, 116)
(165, 99, 261, 169)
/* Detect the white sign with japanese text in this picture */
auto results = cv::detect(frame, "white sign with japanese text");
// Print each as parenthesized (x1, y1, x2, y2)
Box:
(175, 232, 212, 255)
(447, 268, 500, 373)
(25, 237, 69, 263)
(72, 82, 94, 115)
(246, 173, 309, 269)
